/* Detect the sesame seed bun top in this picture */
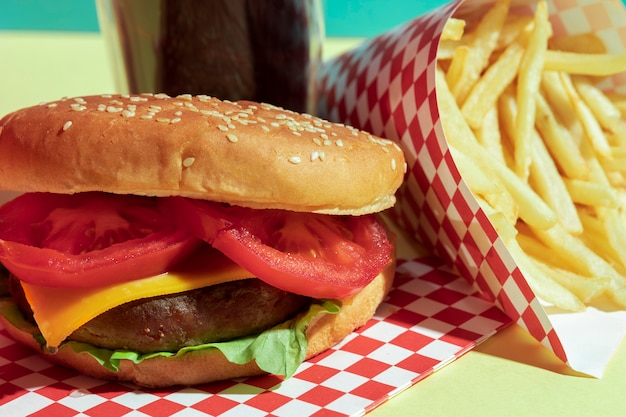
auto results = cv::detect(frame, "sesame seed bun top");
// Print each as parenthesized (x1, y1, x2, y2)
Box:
(0, 93, 406, 214)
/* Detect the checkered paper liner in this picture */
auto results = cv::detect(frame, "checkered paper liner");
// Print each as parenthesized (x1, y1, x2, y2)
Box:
(317, 0, 626, 368)
(0, 258, 510, 417)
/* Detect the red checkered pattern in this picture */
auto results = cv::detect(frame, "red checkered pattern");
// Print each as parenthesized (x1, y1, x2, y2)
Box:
(0, 258, 510, 416)
(318, 0, 626, 365)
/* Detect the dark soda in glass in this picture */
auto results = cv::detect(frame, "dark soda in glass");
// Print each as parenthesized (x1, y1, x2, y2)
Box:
(97, 0, 324, 114)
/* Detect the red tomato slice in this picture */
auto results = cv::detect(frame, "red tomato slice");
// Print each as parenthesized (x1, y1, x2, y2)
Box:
(166, 197, 393, 299)
(0, 192, 200, 288)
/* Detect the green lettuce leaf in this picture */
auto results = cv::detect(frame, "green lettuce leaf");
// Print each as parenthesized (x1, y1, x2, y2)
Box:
(67, 299, 340, 379)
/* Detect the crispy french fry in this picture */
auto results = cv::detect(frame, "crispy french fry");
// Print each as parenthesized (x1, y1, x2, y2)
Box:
(516, 229, 572, 271)
(532, 260, 609, 304)
(442, 18, 466, 41)
(540, 71, 585, 137)
(574, 76, 622, 133)
(606, 92, 626, 118)
(528, 131, 583, 234)
(445, 46, 471, 94)
(534, 92, 589, 180)
(544, 49, 626, 76)
(560, 72, 612, 157)
(461, 41, 524, 129)
(596, 207, 626, 269)
(563, 178, 619, 208)
(514, 0, 550, 180)
(474, 106, 508, 163)
(450, 0, 510, 104)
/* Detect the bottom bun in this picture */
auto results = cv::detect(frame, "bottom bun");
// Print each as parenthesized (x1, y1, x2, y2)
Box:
(0, 256, 395, 387)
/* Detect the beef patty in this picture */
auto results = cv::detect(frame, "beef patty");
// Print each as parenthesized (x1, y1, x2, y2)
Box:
(7, 274, 311, 353)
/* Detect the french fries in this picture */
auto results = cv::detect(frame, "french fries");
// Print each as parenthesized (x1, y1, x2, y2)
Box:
(437, 0, 626, 311)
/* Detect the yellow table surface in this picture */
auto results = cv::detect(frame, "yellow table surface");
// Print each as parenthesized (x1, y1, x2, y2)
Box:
(1, 30, 626, 417)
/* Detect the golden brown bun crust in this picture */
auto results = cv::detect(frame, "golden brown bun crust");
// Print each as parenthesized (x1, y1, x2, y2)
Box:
(0, 94, 405, 214)
(0, 255, 395, 387)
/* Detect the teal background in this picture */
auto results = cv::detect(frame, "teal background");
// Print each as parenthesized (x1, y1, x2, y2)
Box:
(0, 0, 448, 37)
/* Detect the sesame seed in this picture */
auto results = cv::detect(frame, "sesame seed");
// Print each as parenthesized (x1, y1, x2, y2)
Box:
(288, 155, 302, 164)
(227, 133, 239, 143)
(174, 111, 182, 116)
(70, 103, 86, 111)
(107, 106, 122, 113)
(335, 139, 344, 147)
(218, 125, 228, 131)
(156, 117, 170, 123)
(311, 151, 319, 161)
(227, 123, 236, 129)
(261, 125, 270, 132)
(140, 115, 153, 120)
(319, 151, 326, 161)
(312, 138, 322, 146)
(391, 159, 397, 170)
(62, 121, 73, 131)
(47, 103, 58, 108)
(171, 117, 181, 123)
(275, 114, 287, 120)
(183, 157, 195, 167)
(122, 110, 135, 118)
(320, 133, 329, 140)
(323, 139, 332, 146)
(292, 131, 301, 136)
(177, 94, 193, 101)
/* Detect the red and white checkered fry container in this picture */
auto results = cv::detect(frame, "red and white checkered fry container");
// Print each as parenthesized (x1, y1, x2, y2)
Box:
(317, 0, 626, 376)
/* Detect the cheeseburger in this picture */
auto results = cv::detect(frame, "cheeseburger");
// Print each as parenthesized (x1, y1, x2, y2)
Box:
(0, 93, 405, 387)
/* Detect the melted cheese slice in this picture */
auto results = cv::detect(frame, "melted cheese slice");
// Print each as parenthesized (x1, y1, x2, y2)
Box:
(22, 246, 253, 349)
